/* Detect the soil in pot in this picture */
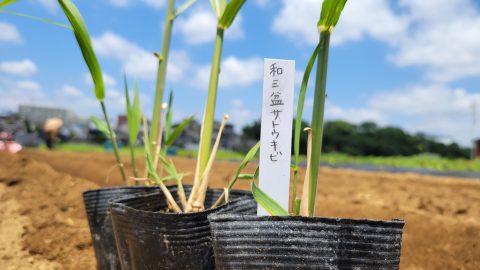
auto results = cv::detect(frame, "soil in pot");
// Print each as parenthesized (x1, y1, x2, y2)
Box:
(83, 186, 159, 270)
(208, 214, 405, 270)
(110, 187, 256, 270)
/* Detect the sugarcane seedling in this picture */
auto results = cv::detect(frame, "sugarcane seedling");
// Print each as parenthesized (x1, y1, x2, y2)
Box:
(211, 141, 260, 208)
(187, 114, 230, 212)
(124, 76, 142, 180)
(58, 0, 127, 184)
(248, 0, 347, 216)
(142, 114, 182, 213)
(153, 102, 168, 172)
(196, 0, 246, 181)
(306, 0, 347, 216)
(150, 0, 198, 155)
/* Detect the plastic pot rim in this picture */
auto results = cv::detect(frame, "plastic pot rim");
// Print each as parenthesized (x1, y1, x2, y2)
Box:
(208, 214, 405, 227)
(82, 185, 156, 196)
(110, 189, 249, 217)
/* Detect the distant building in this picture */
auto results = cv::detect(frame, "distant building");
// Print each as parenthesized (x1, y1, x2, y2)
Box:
(474, 139, 480, 159)
(18, 105, 89, 141)
(18, 105, 84, 126)
(172, 119, 243, 151)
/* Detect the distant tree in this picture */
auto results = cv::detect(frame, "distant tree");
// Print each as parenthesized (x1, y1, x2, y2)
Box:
(241, 119, 470, 159)
(241, 119, 309, 154)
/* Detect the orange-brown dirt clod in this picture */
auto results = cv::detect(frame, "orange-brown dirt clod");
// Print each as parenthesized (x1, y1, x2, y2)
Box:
(0, 148, 479, 269)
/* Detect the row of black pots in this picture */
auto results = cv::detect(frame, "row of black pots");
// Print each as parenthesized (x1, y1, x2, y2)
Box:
(83, 186, 405, 270)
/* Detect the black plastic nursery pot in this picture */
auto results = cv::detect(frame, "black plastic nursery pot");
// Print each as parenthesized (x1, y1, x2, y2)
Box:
(110, 187, 256, 270)
(208, 215, 405, 270)
(83, 186, 159, 270)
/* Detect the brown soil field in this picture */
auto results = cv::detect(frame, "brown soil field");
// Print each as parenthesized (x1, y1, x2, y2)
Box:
(1, 149, 479, 269)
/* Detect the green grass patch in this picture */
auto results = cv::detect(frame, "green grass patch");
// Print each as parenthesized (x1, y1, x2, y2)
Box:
(39, 143, 480, 173)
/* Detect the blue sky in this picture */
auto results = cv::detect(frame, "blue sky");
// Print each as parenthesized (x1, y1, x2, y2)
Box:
(1, 0, 480, 146)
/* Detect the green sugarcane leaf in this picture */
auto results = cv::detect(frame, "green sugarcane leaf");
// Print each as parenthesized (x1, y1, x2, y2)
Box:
(251, 181, 289, 216)
(58, 0, 104, 100)
(174, 0, 197, 18)
(294, 43, 321, 168)
(159, 174, 184, 182)
(0, 0, 17, 8)
(318, 0, 347, 32)
(142, 117, 151, 156)
(124, 74, 131, 115)
(218, 0, 245, 29)
(164, 115, 194, 146)
(145, 152, 161, 182)
(89, 116, 110, 138)
(128, 82, 142, 145)
(227, 141, 260, 190)
(237, 174, 255, 180)
(210, 0, 226, 18)
(164, 91, 173, 140)
(0, 10, 73, 29)
(162, 91, 174, 155)
(157, 153, 179, 178)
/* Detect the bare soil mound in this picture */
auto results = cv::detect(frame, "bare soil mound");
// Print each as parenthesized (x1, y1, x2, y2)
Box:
(0, 149, 479, 269)
(0, 152, 99, 270)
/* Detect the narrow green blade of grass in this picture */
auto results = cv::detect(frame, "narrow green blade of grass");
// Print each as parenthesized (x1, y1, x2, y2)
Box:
(251, 181, 289, 216)
(174, 0, 197, 18)
(128, 81, 142, 144)
(157, 153, 180, 178)
(164, 115, 195, 146)
(58, 0, 104, 100)
(0, 10, 73, 29)
(124, 75, 131, 115)
(227, 141, 260, 190)
(164, 91, 174, 142)
(291, 42, 320, 212)
(307, 0, 347, 216)
(218, 0, 246, 29)
(89, 116, 110, 138)
(210, 0, 226, 18)
(236, 174, 255, 180)
(0, 0, 17, 8)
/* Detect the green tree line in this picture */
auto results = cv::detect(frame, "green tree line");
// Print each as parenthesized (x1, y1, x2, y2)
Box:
(242, 120, 471, 159)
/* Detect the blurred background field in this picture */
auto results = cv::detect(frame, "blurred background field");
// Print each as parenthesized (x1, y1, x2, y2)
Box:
(38, 142, 480, 173)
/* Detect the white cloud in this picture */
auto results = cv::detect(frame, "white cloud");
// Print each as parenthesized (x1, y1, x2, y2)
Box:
(92, 32, 156, 80)
(274, 0, 480, 83)
(325, 102, 386, 124)
(301, 84, 479, 146)
(333, 0, 408, 46)
(176, 8, 244, 45)
(0, 59, 37, 76)
(61, 85, 83, 97)
(273, 0, 407, 46)
(107, 0, 165, 9)
(254, 0, 270, 8)
(16, 80, 41, 91)
(38, 0, 58, 12)
(84, 72, 117, 88)
(389, 1, 480, 82)
(303, 98, 385, 124)
(92, 32, 189, 81)
(369, 84, 480, 145)
(108, 0, 129, 7)
(0, 22, 22, 43)
(194, 56, 263, 89)
(0, 78, 44, 112)
(228, 99, 253, 132)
